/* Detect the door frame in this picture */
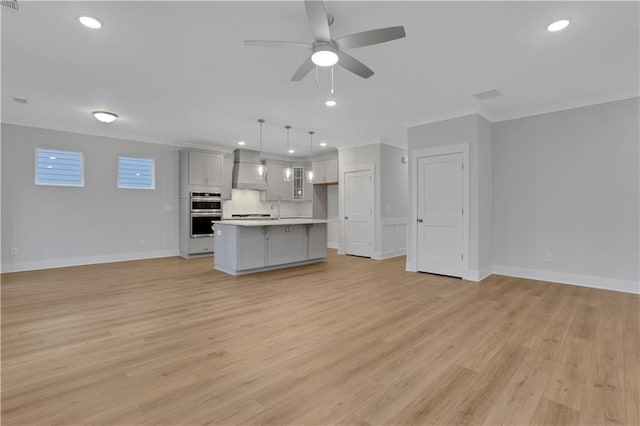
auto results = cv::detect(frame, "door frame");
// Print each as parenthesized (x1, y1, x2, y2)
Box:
(410, 144, 469, 276)
(339, 163, 375, 256)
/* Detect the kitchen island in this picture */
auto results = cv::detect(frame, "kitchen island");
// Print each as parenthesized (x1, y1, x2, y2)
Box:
(213, 219, 328, 275)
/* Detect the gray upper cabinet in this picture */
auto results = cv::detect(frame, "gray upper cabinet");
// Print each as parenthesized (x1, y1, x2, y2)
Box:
(325, 158, 338, 183)
(188, 151, 223, 186)
(311, 157, 338, 184)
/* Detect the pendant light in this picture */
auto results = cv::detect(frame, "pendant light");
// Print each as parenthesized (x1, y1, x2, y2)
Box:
(306, 131, 315, 183)
(283, 125, 293, 182)
(256, 119, 267, 180)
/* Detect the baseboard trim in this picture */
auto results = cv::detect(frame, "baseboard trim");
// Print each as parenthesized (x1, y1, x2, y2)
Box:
(1, 249, 180, 273)
(327, 242, 341, 250)
(492, 265, 640, 294)
(372, 249, 407, 260)
(464, 266, 494, 282)
(405, 261, 417, 272)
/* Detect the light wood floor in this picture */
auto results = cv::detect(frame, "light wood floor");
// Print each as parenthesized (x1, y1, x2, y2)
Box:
(2, 251, 638, 425)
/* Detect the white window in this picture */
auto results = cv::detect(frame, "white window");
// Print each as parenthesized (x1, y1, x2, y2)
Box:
(117, 156, 155, 190)
(35, 148, 84, 187)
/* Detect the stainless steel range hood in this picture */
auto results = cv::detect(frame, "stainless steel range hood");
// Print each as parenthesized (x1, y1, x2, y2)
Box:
(232, 149, 267, 191)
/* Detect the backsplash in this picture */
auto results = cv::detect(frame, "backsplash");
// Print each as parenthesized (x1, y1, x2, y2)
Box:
(222, 189, 312, 218)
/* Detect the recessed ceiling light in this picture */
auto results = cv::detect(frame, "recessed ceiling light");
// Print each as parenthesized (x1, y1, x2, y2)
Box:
(325, 100, 337, 107)
(547, 19, 570, 32)
(93, 111, 118, 123)
(288, 149, 295, 154)
(238, 141, 246, 145)
(79, 16, 102, 29)
(320, 142, 327, 147)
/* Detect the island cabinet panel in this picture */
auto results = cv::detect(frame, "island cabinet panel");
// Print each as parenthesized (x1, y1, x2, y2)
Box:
(267, 225, 307, 266)
(237, 227, 267, 270)
(308, 224, 328, 259)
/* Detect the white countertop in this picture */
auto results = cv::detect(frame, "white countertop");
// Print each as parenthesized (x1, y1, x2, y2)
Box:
(215, 219, 328, 227)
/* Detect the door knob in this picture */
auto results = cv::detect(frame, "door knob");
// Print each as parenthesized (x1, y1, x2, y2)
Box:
(417, 218, 423, 223)
(344, 216, 349, 220)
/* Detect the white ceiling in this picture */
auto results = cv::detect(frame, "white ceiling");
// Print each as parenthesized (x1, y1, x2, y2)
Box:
(2, 1, 638, 157)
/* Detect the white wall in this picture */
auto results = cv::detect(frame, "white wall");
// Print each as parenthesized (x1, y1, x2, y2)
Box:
(1, 124, 179, 272)
(492, 98, 639, 292)
(222, 189, 311, 218)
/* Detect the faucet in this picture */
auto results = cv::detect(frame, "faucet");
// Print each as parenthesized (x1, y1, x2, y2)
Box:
(270, 194, 282, 220)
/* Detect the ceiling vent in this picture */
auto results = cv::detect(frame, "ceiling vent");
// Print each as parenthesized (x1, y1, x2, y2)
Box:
(473, 89, 502, 100)
(1, 0, 18, 12)
(13, 97, 28, 104)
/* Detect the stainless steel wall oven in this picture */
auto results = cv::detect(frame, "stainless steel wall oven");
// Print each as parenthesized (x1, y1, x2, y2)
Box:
(190, 192, 222, 237)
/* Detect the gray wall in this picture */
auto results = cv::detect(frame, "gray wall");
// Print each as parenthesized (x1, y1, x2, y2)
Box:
(2, 124, 179, 271)
(477, 115, 493, 272)
(493, 98, 639, 285)
(380, 144, 408, 219)
(380, 144, 409, 257)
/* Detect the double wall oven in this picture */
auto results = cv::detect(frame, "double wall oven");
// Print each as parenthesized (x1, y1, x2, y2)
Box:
(190, 192, 222, 238)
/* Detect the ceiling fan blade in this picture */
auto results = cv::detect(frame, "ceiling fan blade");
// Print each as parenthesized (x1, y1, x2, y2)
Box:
(337, 51, 374, 79)
(304, 0, 331, 42)
(291, 57, 315, 81)
(244, 40, 312, 48)
(336, 26, 406, 50)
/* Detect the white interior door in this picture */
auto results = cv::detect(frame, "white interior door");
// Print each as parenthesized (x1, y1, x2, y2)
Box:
(344, 169, 373, 257)
(417, 153, 464, 277)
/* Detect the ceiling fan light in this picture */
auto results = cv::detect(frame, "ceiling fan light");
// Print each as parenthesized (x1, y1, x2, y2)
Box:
(311, 50, 339, 67)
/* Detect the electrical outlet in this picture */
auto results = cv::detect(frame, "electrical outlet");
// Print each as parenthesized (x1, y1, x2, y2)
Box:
(139, 239, 145, 246)
(10, 247, 18, 256)
(545, 253, 553, 263)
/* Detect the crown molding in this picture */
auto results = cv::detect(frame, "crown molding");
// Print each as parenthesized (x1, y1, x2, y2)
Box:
(490, 90, 639, 123)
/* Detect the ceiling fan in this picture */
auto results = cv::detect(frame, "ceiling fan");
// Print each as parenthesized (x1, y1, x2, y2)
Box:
(244, 0, 406, 81)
